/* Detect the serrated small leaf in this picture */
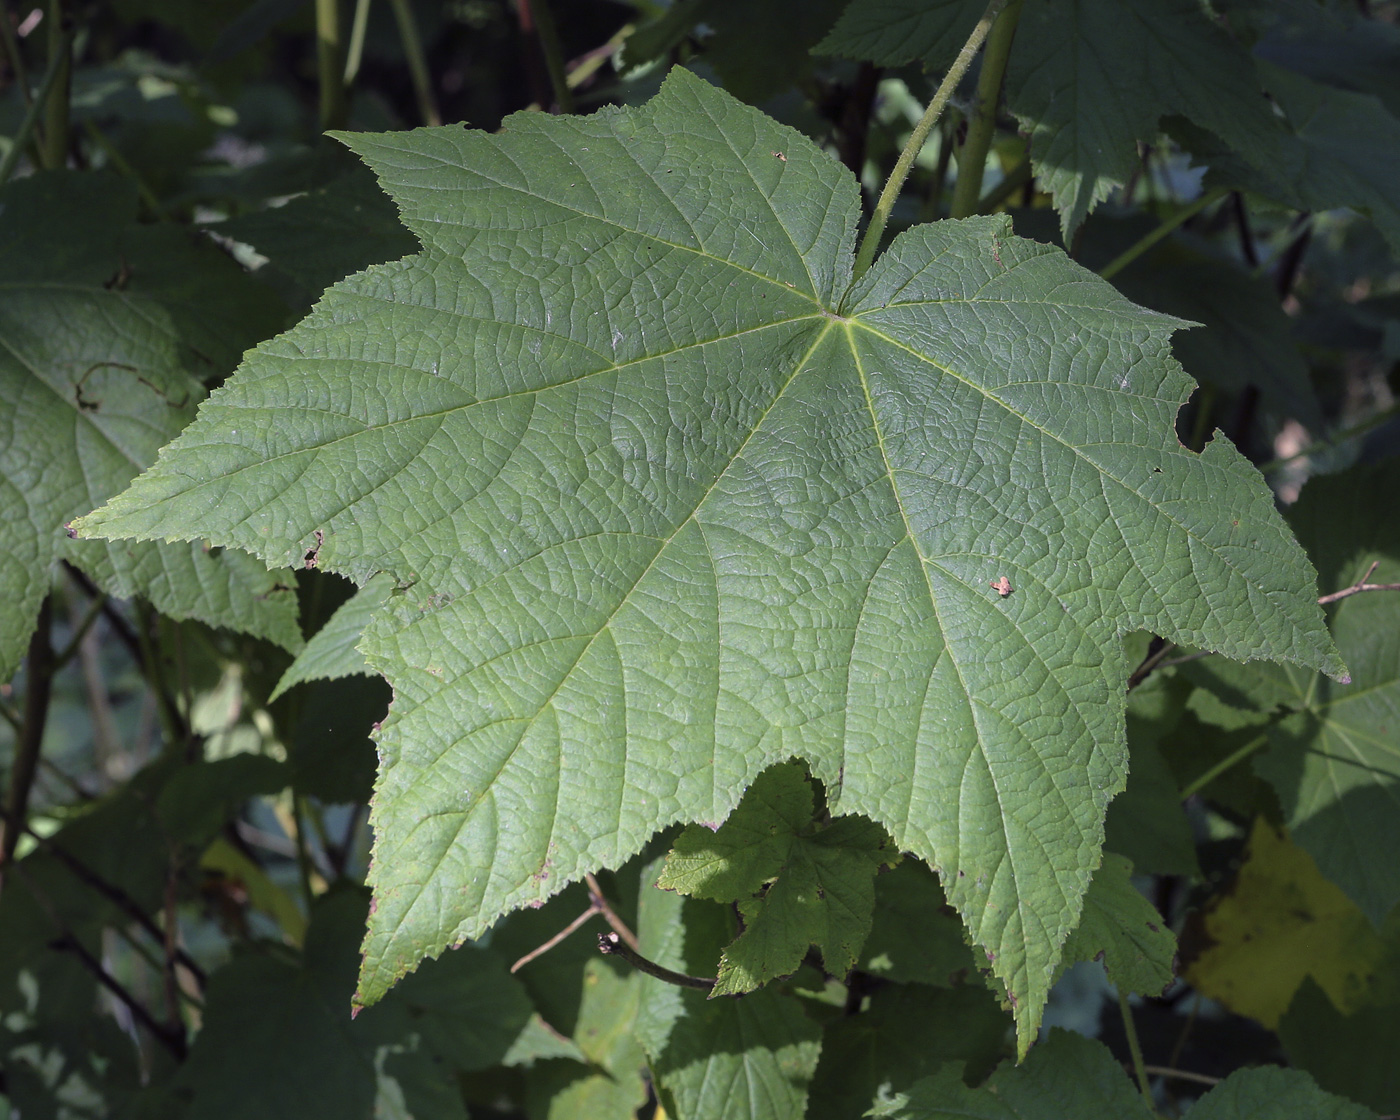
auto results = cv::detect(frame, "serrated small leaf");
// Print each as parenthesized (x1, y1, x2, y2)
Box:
(1056, 854, 1175, 995)
(659, 762, 898, 993)
(271, 572, 394, 701)
(73, 69, 1344, 1049)
(636, 864, 821, 1120)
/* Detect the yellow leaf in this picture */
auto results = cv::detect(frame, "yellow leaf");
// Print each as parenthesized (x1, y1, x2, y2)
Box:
(1184, 818, 1382, 1027)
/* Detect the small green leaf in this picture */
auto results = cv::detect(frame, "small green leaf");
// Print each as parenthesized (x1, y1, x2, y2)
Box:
(636, 860, 822, 1120)
(271, 572, 395, 701)
(1056, 854, 1175, 996)
(658, 761, 899, 993)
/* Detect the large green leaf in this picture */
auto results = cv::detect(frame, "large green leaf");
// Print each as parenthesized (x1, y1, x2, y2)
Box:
(73, 69, 1343, 1047)
(0, 171, 301, 680)
(820, 0, 1278, 236)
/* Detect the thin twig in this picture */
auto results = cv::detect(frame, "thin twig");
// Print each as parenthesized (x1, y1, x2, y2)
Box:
(1, 598, 54, 874)
(10, 860, 187, 1059)
(852, 0, 1007, 282)
(1142, 1064, 1221, 1088)
(1099, 186, 1229, 282)
(0, 803, 207, 987)
(1126, 638, 1177, 692)
(1117, 987, 1155, 1112)
(584, 871, 639, 951)
(343, 0, 371, 84)
(598, 932, 715, 991)
(510, 904, 599, 973)
(1317, 560, 1400, 605)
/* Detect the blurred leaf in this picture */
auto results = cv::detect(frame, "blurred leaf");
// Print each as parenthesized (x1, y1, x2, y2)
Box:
(806, 986, 1009, 1120)
(1186, 64, 1400, 257)
(217, 161, 418, 311)
(859, 858, 980, 986)
(155, 753, 288, 846)
(0, 171, 300, 681)
(1182, 819, 1384, 1029)
(1279, 973, 1400, 1115)
(1188, 1064, 1379, 1120)
(822, 0, 1278, 236)
(868, 1030, 1152, 1119)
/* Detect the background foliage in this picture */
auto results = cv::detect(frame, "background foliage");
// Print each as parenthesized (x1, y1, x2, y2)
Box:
(2, 1, 1399, 1117)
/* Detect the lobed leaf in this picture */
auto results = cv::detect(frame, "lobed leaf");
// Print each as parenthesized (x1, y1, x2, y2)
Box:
(73, 69, 1343, 1048)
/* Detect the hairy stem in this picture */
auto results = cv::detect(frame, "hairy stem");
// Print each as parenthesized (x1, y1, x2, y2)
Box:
(853, 0, 1007, 282)
(949, 0, 1022, 219)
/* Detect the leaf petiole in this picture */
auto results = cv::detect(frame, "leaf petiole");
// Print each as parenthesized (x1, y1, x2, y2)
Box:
(852, 0, 1008, 282)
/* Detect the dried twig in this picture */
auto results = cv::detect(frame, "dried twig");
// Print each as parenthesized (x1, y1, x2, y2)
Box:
(598, 932, 715, 991)
(510, 904, 600, 973)
(584, 872, 639, 952)
(1317, 560, 1400, 606)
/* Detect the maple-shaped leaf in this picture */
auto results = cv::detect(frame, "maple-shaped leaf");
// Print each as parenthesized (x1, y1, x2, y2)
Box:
(73, 69, 1343, 1049)
(657, 761, 899, 994)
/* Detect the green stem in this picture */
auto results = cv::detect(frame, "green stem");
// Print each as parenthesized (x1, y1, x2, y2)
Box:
(528, 0, 573, 114)
(343, 0, 371, 84)
(1118, 987, 1155, 1112)
(917, 119, 956, 222)
(853, 0, 1007, 282)
(1260, 401, 1400, 474)
(315, 0, 346, 131)
(40, 0, 70, 170)
(0, 27, 72, 184)
(81, 120, 166, 217)
(949, 0, 1022, 219)
(1180, 732, 1268, 800)
(1, 598, 54, 870)
(976, 153, 1031, 214)
(1099, 186, 1228, 281)
(387, 0, 440, 124)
